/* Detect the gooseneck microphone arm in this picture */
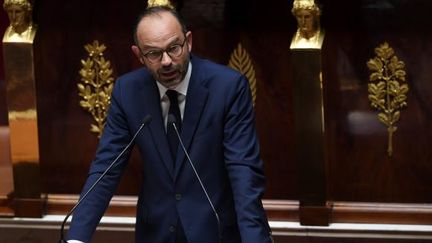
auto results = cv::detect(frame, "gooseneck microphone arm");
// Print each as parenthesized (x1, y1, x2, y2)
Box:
(58, 115, 152, 243)
(168, 114, 221, 243)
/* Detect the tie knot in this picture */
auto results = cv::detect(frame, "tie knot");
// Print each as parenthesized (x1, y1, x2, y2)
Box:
(166, 90, 179, 105)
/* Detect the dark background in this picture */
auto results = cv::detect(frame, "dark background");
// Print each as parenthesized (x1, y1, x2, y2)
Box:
(1, 0, 432, 206)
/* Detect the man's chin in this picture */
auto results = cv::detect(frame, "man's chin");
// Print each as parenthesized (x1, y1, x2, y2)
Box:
(159, 78, 182, 88)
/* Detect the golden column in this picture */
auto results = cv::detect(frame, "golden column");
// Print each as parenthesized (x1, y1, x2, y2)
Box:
(2, 0, 43, 217)
(290, 0, 329, 226)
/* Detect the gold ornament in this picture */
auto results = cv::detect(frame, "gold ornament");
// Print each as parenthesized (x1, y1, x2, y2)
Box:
(147, 0, 174, 9)
(78, 40, 115, 138)
(292, 0, 320, 14)
(367, 42, 409, 157)
(228, 43, 257, 105)
(3, 0, 36, 42)
(3, 0, 32, 9)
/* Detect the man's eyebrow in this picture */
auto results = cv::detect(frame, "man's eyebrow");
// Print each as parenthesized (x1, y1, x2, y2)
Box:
(141, 37, 182, 50)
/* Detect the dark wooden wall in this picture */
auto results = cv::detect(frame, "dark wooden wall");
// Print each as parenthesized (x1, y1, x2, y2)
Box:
(32, 0, 432, 202)
(0, 8, 8, 126)
(321, 0, 432, 203)
(1, 0, 432, 226)
(33, 0, 146, 195)
(27, 0, 301, 199)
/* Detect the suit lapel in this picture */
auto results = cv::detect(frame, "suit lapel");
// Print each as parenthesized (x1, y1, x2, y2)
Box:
(174, 59, 209, 180)
(140, 76, 175, 179)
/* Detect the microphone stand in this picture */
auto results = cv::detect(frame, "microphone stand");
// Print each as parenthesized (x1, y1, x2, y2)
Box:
(58, 115, 152, 243)
(169, 115, 222, 243)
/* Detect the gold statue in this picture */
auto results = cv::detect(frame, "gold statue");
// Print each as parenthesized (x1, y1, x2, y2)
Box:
(290, 0, 324, 49)
(2, 0, 36, 43)
(147, 0, 174, 9)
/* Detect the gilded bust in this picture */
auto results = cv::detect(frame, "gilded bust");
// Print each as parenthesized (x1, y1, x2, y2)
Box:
(290, 0, 324, 49)
(147, 0, 174, 8)
(3, 0, 36, 43)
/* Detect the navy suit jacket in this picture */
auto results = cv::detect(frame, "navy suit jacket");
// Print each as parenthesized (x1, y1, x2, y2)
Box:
(68, 55, 272, 243)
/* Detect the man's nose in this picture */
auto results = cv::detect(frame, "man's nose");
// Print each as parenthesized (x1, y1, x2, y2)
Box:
(160, 51, 172, 66)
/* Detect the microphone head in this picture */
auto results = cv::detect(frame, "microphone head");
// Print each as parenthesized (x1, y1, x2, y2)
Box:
(167, 114, 177, 124)
(142, 114, 152, 125)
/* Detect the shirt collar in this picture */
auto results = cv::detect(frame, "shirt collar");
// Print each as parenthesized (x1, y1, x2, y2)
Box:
(156, 62, 192, 100)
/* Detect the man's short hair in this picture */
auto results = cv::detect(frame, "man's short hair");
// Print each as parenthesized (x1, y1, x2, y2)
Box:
(133, 6, 188, 46)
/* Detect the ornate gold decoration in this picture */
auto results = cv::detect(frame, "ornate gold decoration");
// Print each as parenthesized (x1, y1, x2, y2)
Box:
(290, 0, 324, 49)
(78, 40, 115, 138)
(228, 43, 257, 105)
(147, 0, 174, 9)
(3, 0, 36, 43)
(292, 0, 320, 14)
(367, 42, 408, 157)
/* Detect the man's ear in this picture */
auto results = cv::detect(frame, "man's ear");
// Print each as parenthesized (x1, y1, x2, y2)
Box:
(185, 31, 192, 52)
(131, 45, 145, 64)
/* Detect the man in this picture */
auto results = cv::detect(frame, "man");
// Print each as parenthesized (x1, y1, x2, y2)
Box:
(67, 6, 272, 243)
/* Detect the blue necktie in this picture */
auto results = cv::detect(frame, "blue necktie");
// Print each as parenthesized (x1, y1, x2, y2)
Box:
(166, 90, 182, 163)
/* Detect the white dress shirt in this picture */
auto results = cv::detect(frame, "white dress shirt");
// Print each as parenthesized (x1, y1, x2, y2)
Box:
(156, 62, 191, 130)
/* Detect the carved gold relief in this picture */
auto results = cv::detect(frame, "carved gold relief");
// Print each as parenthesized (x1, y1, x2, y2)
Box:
(2, 0, 36, 43)
(78, 40, 115, 138)
(290, 0, 324, 49)
(367, 42, 408, 157)
(228, 43, 257, 105)
(147, 0, 174, 8)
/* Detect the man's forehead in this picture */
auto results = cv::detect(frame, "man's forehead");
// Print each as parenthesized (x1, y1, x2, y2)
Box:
(139, 12, 180, 30)
(137, 12, 182, 40)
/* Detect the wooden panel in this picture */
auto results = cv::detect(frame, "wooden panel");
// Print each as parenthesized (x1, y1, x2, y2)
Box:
(33, 0, 145, 195)
(291, 50, 329, 225)
(2, 0, 430, 224)
(0, 8, 9, 126)
(46, 195, 432, 225)
(46, 194, 138, 217)
(0, 4, 12, 212)
(3, 42, 44, 217)
(291, 50, 326, 206)
(32, 0, 299, 199)
(332, 202, 432, 225)
(321, 1, 432, 203)
(2, 214, 432, 243)
(179, 0, 298, 199)
(0, 127, 13, 216)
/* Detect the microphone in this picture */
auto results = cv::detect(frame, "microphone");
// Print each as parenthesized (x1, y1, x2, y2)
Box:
(58, 115, 153, 243)
(167, 114, 221, 243)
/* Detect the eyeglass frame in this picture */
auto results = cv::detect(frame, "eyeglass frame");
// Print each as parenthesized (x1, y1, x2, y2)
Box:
(139, 36, 188, 64)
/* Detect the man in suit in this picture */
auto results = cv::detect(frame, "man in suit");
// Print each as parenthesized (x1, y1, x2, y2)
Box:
(67, 6, 272, 243)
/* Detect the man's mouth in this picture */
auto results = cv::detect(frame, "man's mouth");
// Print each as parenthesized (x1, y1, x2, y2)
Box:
(160, 70, 178, 79)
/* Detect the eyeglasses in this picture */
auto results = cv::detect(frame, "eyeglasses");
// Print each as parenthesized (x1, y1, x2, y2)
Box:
(141, 38, 187, 64)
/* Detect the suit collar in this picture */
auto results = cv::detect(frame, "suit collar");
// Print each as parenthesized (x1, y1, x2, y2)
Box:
(139, 73, 175, 179)
(174, 55, 209, 180)
(139, 56, 209, 181)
